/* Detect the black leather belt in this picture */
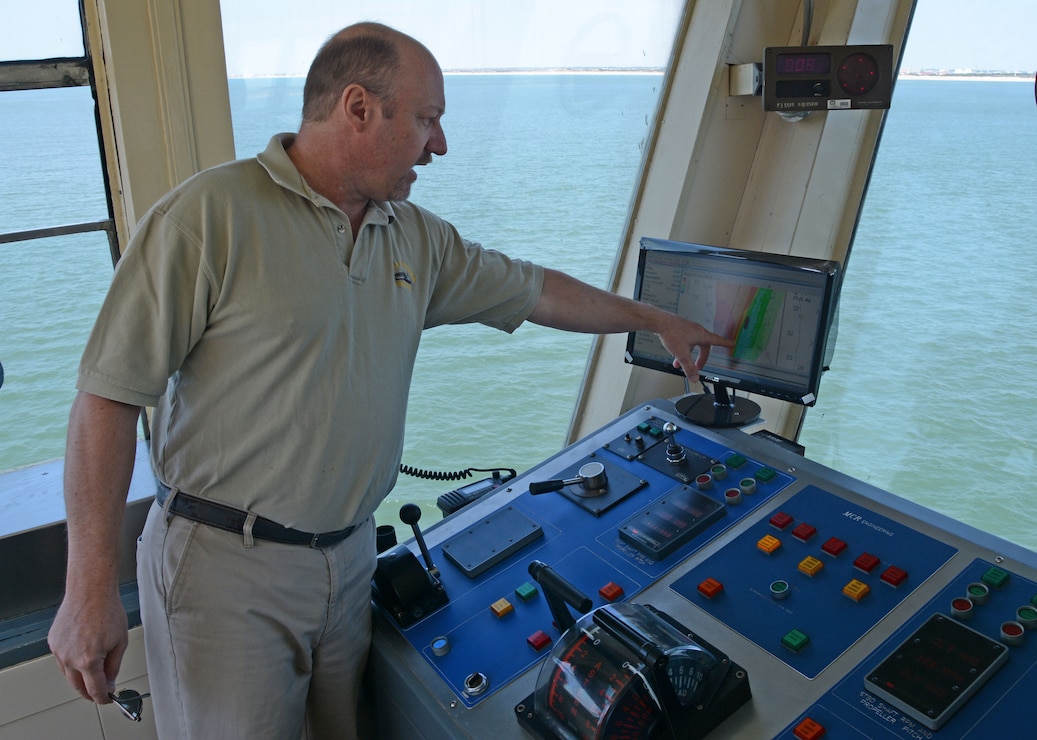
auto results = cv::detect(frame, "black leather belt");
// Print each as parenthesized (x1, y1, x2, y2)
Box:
(156, 484, 359, 548)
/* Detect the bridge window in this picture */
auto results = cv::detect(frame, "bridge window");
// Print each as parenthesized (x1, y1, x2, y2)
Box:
(0, 2, 120, 493)
(800, 7, 1037, 550)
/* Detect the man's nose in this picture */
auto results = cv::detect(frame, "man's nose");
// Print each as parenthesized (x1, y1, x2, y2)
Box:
(428, 121, 447, 156)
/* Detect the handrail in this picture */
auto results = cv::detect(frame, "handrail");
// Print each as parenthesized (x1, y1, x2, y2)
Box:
(0, 58, 90, 92)
(0, 219, 115, 245)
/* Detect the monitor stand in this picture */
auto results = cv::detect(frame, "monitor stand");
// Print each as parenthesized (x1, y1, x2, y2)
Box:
(675, 384, 761, 428)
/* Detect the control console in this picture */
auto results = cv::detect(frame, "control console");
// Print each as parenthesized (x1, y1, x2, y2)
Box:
(368, 400, 1037, 738)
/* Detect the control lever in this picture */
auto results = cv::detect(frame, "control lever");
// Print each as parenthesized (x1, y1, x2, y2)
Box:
(663, 422, 687, 464)
(371, 504, 449, 628)
(528, 560, 592, 633)
(529, 461, 608, 495)
(400, 502, 439, 578)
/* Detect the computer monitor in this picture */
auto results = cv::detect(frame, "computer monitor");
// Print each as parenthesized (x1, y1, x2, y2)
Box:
(626, 238, 842, 427)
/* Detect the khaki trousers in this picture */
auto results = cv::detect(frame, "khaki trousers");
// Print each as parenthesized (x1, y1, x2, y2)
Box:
(137, 502, 376, 739)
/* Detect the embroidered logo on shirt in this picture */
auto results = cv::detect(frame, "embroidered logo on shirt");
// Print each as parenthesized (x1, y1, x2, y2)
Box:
(393, 260, 416, 288)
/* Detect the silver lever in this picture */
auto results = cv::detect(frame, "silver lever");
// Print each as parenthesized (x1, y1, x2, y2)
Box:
(529, 461, 608, 495)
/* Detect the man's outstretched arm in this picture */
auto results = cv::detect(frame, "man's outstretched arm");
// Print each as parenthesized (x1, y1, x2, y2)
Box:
(527, 268, 733, 381)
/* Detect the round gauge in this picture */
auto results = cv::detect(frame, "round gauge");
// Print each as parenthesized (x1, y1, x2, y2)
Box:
(540, 626, 657, 738)
(837, 53, 879, 96)
(532, 603, 723, 739)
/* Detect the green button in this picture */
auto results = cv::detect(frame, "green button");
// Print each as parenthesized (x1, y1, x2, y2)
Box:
(637, 422, 652, 433)
(726, 454, 747, 469)
(515, 582, 538, 602)
(968, 583, 989, 598)
(781, 629, 810, 653)
(755, 467, 777, 483)
(981, 566, 1011, 590)
(1030, 593, 1037, 607)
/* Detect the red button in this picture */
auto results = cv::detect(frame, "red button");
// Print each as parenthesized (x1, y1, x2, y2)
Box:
(599, 582, 625, 602)
(881, 565, 908, 587)
(769, 511, 794, 530)
(698, 577, 724, 599)
(821, 537, 847, 557)
(854, 552, 880, 573)
(793, 717, 826, 740)
(791, 523, 817, 542)
(527, 630, 552, 652)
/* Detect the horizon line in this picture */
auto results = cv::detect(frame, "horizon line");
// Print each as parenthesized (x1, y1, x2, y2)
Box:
(227, 65, 1034, 80)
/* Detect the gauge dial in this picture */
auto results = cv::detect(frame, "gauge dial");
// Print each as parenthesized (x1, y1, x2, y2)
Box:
(537, 610, 722, 738)
(837, 53, 879, 96)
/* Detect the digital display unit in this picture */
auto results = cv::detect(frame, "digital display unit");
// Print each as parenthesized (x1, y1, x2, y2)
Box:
(626, 238, 842, 427)
(762, 44, 894, 112)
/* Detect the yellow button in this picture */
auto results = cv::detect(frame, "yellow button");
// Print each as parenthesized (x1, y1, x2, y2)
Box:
(798, 556, 824, 577)
(491, 598, 514, 618)
(757, 534, 782, 554)
(843, 579, 870, 602)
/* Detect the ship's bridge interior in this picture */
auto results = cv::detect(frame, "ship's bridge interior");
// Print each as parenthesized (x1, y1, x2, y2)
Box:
(2, 1, 1036, 738)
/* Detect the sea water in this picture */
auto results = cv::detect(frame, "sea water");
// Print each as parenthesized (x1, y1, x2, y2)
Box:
(1, 76, 1035, 548)
(801, 80, 1037, 548)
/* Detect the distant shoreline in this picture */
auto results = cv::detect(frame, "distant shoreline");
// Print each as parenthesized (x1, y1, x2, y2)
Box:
(229, 68, 666, 79)
(229, 68, 1033, 81)
(898, 72, 1033, 82)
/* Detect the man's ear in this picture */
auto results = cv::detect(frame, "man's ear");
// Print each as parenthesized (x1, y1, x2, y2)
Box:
(341, 84, 373, 131)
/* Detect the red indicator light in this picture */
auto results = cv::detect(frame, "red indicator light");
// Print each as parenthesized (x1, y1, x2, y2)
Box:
(769, 511, 794, 530)
(952, 597, 972, 610)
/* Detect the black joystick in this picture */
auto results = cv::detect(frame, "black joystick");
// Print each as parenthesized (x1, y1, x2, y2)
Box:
(371, 503, 449, 627)
(663, 421, 686, 465)
(400, 503, 439, 578)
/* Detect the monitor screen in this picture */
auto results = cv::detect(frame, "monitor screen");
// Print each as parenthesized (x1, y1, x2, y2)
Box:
(626, 238, 842, 427)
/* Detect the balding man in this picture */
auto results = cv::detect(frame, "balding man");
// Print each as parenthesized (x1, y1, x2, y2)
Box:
(48, 23, 731, 737)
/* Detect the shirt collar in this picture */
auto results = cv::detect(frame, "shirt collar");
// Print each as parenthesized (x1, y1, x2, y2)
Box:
(257, 133, 396, 225)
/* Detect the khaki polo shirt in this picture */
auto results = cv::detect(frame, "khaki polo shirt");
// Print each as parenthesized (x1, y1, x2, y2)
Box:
(78, 134, 543, 529)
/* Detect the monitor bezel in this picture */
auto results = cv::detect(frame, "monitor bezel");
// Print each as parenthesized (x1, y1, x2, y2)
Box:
(625, 238, 842, 408)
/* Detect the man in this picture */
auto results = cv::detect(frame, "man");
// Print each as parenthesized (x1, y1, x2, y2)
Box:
(48, 22, 732, 738)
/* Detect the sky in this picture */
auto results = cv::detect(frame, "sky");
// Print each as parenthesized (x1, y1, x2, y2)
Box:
(2, 0, 1034, 74)
(901, 0, 1035, 71)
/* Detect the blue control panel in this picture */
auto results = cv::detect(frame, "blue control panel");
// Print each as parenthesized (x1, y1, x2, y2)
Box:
(386, 415, 793, 706)
(369, 401, 1037, 739)
(779, 559, 1037, 738)
(672, 485, 958, 678)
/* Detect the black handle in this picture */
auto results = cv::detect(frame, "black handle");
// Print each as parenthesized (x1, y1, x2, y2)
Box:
(529, 479, 565, 495)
